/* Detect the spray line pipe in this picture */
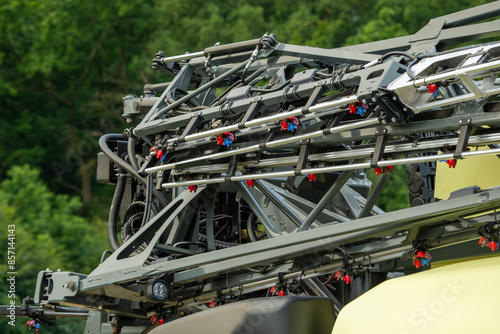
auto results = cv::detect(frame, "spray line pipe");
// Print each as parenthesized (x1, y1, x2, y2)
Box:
(165, 94, 358, 145)
(161, 147, 500, 189)
(146, 117, 379, 174)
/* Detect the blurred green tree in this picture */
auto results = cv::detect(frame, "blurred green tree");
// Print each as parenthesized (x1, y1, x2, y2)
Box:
(0, 165, 107, 333)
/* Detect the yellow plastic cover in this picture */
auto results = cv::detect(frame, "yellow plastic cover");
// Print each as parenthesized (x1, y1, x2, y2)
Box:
(332, 256, 500, 334)
(435, 146, 500, 200)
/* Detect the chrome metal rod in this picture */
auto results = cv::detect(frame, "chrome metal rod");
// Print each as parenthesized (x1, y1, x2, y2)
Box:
(156, 96, 353, 154)
(160, 51, 205, 64)
(161, 147, 500, 189)
(401, 59, 500, 89)
(170, 132, 500, 175)
(166, 95, 358, 144)
(147, 118, 379, 174)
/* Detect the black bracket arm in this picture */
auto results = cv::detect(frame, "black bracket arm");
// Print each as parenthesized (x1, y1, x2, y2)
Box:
(238, 99, 262, 129)
(370, 129, 388, 168)
(177, 113, 203, 144)
(301, 84, 326, 115)
(294, 140, 310, 176)
(225, 155, 241, 182)
(454, 118, 474, 160)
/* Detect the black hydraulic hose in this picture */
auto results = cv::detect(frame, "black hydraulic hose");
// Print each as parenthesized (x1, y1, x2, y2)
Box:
(406, 57, 420, 80)
(100, 249, 113, 264)
(379, 51, 416, 62)
(108, 173, 126, 251)
(141, 173, 153, 228)
(127, 137, 140, 171)
(240, 63, 272, 87)
(209, 79, 242, 107)
(99, 134, 168, 207)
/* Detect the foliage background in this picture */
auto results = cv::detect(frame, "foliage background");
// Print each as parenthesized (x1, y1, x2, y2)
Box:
(0, 0, 493, 332)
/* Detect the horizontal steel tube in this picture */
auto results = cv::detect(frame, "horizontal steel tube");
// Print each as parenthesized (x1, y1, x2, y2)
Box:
(399, 59, 500, 89)
(147, 118, 379, 174)
(162, 147, 500, 188)
(160, 51, 205, 63)
(167, 95, 358, 144)
(170, 132, 500, 175)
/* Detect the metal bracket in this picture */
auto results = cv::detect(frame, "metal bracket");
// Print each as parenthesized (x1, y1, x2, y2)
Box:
(370, 129, 388, 168)
(301, 84, 326, 115)
(294, 140, 310, 176)
(225, 155, 240, 182)
(323, 111, 347, 134)
(454, 118, 473, 159)
(238, 100, 262, 129)
(283, 85, 301, 102)
(178, 114, 203, 143)
(258, 127, 280, 151)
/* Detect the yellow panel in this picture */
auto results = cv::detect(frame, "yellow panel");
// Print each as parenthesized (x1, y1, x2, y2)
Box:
(332, 256, 500, 334)
(435, 146, 500, 200)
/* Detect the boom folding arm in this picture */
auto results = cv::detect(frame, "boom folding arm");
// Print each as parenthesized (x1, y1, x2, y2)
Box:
(24, 3, 500, 333)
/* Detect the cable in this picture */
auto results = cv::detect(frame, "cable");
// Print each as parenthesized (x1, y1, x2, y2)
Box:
(209, 79, 242, 107)
(127, 137, 140, 171)
(379, 51, 416, 62)
(141, 173, 154, 228)
(99, 133, 168, 207)
(100, 249, 113, 264)
(108, 173, 126, 251)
